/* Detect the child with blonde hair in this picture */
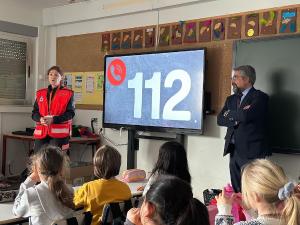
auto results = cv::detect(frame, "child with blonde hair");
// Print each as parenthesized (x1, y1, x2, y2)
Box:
(13, 145, 74, 225)
(215, 159, 300, 225)
(74, 145, 131, 225)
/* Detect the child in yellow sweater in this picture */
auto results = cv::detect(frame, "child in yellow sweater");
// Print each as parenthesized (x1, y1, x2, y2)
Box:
(74, 145, 131, 225)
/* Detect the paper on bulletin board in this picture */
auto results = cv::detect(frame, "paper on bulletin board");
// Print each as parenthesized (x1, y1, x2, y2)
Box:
(64, 71, 104, 106)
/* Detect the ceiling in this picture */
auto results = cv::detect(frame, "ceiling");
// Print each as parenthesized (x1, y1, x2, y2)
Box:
(7, 0, 219, 10)
(6, 0, 86, 9)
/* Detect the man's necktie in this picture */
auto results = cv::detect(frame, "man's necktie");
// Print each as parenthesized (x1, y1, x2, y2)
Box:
(237, 92, 243, 108)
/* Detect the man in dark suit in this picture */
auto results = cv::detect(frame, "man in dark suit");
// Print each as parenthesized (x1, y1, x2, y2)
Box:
(217, 65, 270, 192)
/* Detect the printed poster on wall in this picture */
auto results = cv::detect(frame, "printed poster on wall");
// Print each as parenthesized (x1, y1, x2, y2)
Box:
(86, 75, 94, 93)
(64, 74, 73, 89)
(75, 75, 83, 89)
(96, 71, 104, 90)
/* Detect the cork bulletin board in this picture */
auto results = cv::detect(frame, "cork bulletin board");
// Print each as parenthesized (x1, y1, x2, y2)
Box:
(56, 4, 300, 113)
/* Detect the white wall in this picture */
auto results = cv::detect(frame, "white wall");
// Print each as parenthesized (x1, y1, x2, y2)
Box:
(39, 0, 300, 199)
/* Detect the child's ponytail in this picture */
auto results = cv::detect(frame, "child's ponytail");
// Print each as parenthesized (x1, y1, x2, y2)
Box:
(48, 175, 75, 209)
(282, 186, 300, 225)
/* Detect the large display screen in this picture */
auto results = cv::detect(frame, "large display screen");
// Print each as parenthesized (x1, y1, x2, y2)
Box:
(103, 49, 205, 134)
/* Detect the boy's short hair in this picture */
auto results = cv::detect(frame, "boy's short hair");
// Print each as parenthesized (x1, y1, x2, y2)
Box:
(93, 145, 121, 179)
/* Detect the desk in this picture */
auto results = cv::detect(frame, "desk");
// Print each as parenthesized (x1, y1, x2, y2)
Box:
(0, 202, 27, 225)
(0, 180, 146, 225)
(2, 134, 101, 175)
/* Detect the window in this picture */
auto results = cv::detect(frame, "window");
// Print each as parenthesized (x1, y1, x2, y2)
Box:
(0, 32, 33, 105)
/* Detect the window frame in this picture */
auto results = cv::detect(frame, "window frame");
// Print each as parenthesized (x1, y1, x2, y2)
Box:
(0, 31, 33, 105)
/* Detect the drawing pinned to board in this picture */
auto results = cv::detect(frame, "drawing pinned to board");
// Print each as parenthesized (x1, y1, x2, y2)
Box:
(279, 9, 297, 33)
(245, 13, 259, 37)
(184, 22, 197, 43)
(75, 75, 83, 89)
(213, 18, 225, 41)
(260, 11, 277, 35)
(101, 33, 110, 52)
(171, 23, 183, 45)
(158, 25, 170, 47)
(227, 16, 242, 39)
(121, 31, 132, 49)
(199, 20, 211, 43)
(145, 27, 155, 48)
(111, 32, 121, 50)
(133, 29, 143, 48)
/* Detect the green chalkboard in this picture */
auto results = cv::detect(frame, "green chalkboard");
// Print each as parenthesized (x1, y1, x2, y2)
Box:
(234, 35, 300, 154)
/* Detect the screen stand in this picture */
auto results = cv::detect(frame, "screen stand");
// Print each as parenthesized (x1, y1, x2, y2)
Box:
(127, 129, 138, 169)
(127, 131, 186, 169)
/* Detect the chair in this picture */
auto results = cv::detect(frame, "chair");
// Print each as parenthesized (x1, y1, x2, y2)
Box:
(51, 209, 93, 225)
(101, 199, 133, 225)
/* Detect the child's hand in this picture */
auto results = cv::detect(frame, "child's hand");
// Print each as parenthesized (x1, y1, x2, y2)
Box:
(29, 163, 40, 182)
(233, 192, 249, 210)
(215, 188, 234, 206)
(127, 208, 142, 225)
(137, 185, 145, 191)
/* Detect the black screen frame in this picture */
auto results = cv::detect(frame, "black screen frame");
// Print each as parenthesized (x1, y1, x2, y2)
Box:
(102, 48, 206, 134)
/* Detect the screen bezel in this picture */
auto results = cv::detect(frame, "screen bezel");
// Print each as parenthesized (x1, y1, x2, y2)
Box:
(102, 48, 206, 134)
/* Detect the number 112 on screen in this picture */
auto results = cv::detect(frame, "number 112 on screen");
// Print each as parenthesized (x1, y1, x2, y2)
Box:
(128, 69, 192, 121)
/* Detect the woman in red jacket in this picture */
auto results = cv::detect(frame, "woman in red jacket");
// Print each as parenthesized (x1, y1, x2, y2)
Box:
(32, 66, 75, 152)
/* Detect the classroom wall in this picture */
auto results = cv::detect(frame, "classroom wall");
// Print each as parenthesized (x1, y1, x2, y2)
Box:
(41, 0, 300, 199)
